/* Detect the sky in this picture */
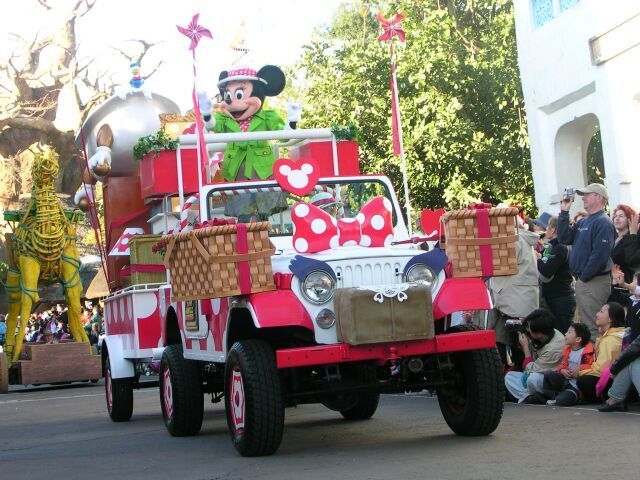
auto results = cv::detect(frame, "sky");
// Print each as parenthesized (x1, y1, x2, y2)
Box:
(0, 0, 345, 110)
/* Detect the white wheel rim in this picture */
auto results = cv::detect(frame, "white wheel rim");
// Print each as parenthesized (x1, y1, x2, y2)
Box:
(163, 366, 174, 418)
(230, 368, 245, 432)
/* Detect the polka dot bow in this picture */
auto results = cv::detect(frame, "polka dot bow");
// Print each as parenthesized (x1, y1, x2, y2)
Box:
(291, 196, 394, 253)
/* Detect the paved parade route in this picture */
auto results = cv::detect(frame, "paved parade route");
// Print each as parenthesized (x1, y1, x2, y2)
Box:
(1, 383, 638, 480)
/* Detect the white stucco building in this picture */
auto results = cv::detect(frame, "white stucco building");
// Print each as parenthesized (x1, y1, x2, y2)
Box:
(513, 0, 640, 214)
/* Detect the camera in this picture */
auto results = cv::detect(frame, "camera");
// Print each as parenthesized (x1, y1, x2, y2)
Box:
(563, 187, 575, 202)
(504, 318, 528, 335)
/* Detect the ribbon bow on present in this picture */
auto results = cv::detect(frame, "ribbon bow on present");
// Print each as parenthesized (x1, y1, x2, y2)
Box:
(292, 196, 394, 253)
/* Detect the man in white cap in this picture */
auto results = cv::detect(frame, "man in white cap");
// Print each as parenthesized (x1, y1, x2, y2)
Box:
(557, 183, 616, 338)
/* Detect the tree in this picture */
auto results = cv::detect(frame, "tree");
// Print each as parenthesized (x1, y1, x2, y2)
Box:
(294, 0, 534, 222)
(0, 0, 162, 209)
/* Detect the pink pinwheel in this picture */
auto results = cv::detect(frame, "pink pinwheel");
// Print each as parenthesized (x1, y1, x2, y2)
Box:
(177, 13, 212, 51)
(376, 12, 406, 43)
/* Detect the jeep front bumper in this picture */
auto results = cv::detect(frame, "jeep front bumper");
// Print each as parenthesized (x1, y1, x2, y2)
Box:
(276, 329, 496, 369)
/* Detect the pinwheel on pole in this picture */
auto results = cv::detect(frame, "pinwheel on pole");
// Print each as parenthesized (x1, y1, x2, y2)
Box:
(177, 13, 213, 193)
(376, 12, 413, 236)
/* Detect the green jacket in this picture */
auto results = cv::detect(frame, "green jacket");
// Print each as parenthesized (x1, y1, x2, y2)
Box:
(209, 109, 284, 181)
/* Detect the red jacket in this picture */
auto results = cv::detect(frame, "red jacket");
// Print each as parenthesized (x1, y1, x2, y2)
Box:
(555, 343, 595, 372)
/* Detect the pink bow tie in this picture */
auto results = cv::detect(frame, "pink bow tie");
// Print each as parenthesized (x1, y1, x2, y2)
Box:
(292, 196, 394, 253)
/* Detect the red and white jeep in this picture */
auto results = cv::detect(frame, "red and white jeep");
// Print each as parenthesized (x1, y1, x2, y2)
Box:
(102, 129, 504, 457)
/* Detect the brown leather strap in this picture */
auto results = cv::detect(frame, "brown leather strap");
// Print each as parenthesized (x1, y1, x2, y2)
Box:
(188, 231, 211, 263)
(446, 235, 519, 246)
(163, 237, 176, 268)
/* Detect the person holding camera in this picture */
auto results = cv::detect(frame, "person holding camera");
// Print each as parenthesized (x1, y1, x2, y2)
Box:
(504, 309, 565, 403)
(557, 183, 616, 339)
(537, 216, 575, 333)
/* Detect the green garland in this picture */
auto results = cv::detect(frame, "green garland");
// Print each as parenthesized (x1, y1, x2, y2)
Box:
(133, 130, 179, 161)
(331, 123, 360, 142)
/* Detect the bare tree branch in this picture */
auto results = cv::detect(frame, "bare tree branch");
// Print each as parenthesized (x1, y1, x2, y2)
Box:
(36, 0, 52, 10)
(0, 116, 60, 137)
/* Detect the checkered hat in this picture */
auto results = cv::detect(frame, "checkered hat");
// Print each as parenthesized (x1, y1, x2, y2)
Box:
(217, 66, 267, 88)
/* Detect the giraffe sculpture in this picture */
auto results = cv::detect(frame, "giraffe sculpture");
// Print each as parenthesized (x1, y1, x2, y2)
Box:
(3, 146, 88, 366)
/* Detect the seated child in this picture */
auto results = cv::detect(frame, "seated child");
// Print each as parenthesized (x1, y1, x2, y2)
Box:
(576, 302, 625, 403)
(543, 323, 595, 406)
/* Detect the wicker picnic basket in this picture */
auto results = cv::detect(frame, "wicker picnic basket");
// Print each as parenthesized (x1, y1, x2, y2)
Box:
(162, 222, 276, 301)
(441, 206, 519, 278)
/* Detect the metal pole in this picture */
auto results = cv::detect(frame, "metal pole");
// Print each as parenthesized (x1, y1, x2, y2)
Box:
(391, 50, 413, 236)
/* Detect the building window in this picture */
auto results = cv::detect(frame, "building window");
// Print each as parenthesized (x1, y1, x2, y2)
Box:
(532, 0, 555, 28)
(559, 0, 580, 12)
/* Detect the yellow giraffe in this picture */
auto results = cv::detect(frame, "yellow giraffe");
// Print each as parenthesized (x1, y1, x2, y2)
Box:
(4, 146, 88, 366)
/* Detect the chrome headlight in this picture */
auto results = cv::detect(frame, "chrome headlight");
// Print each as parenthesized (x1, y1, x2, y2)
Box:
(405, 263, 436, 288)
(301, 271, 335, 305)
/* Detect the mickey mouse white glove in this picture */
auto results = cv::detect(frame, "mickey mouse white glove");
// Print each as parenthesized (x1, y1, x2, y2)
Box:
(74, 184, 95, 209)
(287, 98, 302, 124)
(88, 146, 111, 179)
(198, 91, 213, 117)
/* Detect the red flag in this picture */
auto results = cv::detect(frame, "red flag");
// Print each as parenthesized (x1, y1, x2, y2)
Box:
(390, 75, 401, 156)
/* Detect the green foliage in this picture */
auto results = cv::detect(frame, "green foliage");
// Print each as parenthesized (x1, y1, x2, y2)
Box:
(586, 129, 605, 184)
(133, 130, 179, 161)
(293, 0, 535, 224)
(331, 123, 360, 141)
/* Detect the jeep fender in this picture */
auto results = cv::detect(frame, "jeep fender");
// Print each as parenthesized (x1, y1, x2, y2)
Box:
(103, 335, 135, 379)
(432, 277, 492, 320)
(246, 290, 314, 330)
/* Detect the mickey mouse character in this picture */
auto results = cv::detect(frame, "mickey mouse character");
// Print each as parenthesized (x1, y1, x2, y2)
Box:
(199, 65, 301, 182)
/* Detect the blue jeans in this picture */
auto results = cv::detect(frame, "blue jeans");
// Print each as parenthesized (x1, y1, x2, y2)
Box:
(608, 358, 640, 401)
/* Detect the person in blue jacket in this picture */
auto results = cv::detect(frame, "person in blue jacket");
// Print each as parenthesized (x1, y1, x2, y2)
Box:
(557, 183, 616, 339)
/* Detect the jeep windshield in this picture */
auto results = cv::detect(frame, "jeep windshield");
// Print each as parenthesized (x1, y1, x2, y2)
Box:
(206, 179, 396, 237)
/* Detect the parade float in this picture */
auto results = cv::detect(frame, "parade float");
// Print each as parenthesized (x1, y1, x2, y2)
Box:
(0, 147, 101, 391)
(77, 13, 516, 456)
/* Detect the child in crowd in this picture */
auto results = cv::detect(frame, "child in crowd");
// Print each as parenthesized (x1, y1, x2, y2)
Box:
(576, 302, 626, 402)
(543, 323, 595, 406)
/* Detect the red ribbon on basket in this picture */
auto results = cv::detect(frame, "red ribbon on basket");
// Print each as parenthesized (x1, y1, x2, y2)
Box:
(236, 223, 252, 295)
(467, 203, 494, 277)
(120, 264, 167, 276)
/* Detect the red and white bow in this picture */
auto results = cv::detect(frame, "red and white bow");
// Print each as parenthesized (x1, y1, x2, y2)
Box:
(292, 196, 394, 253)
(376, 12, 406, 43)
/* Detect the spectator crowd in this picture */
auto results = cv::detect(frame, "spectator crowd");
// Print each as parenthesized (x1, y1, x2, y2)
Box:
(489, 183, 640, 412)
(0, 303, 104, 354)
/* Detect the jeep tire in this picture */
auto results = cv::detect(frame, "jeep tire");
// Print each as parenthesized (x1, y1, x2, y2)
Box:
(225, 340, 284, 457)
(105, 354, 133, 422)
(340, 364, 380, 420)
(160, 344, 204, 436)
(436, 325, 504, 436)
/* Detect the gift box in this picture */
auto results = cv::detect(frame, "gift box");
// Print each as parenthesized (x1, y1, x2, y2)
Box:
(289, 140, 359, 177)
(162, 222, 276, 301)
(128, 235, 167, 285)
(139, 150, 200, 199)
(334, 284, 434, 345)
(441, 204, 519, 278)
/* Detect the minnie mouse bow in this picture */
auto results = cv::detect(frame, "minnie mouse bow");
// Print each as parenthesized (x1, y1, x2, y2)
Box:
(292, 196, 394, 253)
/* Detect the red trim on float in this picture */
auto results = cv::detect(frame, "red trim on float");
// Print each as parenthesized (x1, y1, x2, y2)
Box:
(248, 290, 314, 331)
(432, 278, 491, 319)
(276, 330, 496, 369)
